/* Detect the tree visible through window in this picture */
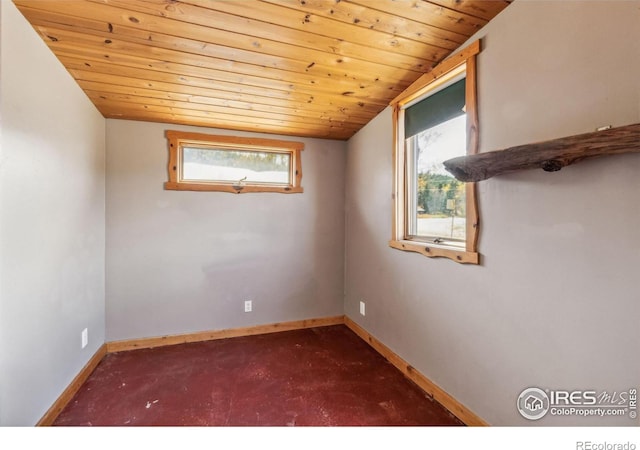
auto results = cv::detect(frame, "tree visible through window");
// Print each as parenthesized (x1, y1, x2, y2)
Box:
(408, 113, 467, 244)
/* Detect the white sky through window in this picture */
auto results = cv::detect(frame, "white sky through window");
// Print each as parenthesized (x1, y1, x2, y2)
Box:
(416, 114, 466, 176)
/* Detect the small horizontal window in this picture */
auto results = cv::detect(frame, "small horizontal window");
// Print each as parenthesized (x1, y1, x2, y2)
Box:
(164, 131, 303, 194)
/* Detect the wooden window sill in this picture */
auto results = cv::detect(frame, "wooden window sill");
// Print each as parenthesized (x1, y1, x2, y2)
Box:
(389, 239, 479, 265)
(164, 181, 303, 194)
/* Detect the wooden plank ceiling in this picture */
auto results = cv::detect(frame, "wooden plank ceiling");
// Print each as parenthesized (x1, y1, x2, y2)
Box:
(14, 0, 511, 140)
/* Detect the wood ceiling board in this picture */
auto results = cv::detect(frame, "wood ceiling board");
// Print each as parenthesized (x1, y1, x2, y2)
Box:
(250, 0, 468, 49)
(93, 0, 448, 65)
(80, 87, 378, 131)
(84, 90, 371, 128)
(47, 39, 405, 104)
(94, 97, 362, 134)
(75, 75, 381, 115)
(97, 107, 357, 140)
(86, 88, 369, 128)
(20, 2, 429, 79)
(67, 64, 389, 112)
(28, 17, 415, 96)
(30, 21, 404, 120)
(51, 44, 404, 107)
(348, 0, 492, 36)
(427, 0, 512, 21)
(13, 0, 511, 140)
(76, 78, 383, 128)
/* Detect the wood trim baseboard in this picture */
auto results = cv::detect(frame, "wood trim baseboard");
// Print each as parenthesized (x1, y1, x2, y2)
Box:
(344, 316, 489, 426)
(106, 315, 346, 353)
(37, 343, 107, 426)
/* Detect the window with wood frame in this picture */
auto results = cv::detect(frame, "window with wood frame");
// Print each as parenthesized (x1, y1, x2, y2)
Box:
(164, 130, 303, 194)
(390, 41, 481, 264)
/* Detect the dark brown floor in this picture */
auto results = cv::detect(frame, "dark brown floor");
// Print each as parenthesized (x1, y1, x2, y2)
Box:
(54, 325, 463, 426)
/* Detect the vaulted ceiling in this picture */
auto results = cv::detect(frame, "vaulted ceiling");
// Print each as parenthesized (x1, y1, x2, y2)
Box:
(14, 0, 511, 140)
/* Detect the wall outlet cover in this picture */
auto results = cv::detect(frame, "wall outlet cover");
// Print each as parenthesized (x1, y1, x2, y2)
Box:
(81, 328, 88, 349)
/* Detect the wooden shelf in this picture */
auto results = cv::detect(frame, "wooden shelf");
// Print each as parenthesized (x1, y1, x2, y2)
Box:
(443, 123, 640, 182)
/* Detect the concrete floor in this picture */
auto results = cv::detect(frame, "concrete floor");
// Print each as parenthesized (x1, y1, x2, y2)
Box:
(54, 325, 463, 426)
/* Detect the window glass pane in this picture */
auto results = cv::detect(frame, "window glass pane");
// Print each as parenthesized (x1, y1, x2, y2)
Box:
(407, 114, 467, 243)
(182, 147, 291, 185)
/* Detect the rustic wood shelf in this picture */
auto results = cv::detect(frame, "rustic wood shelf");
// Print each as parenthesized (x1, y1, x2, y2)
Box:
(443, 123, 640, 182)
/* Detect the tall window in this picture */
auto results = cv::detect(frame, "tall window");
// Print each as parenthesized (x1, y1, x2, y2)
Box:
(390, 41, 480, 264)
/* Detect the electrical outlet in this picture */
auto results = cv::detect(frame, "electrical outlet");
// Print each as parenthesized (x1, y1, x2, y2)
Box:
(359, 301, 366, 316)
(244, 300, 252, 313)
(81, 328, 88, 349)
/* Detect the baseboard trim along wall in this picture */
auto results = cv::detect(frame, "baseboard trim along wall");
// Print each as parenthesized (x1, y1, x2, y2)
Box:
(37, 343, 107, 426)
(105, 316, 346, 353)
(344, 316, 489, 426)
(38, 315, 486, 426)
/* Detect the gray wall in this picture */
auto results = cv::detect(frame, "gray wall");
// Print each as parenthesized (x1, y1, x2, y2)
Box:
(105, 120, 345, 341)
(345, 1, 640, 426)
(0, 1, 106, 426)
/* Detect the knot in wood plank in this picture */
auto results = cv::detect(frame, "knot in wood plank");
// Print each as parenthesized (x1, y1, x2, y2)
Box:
(541, 160, 564, 172)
